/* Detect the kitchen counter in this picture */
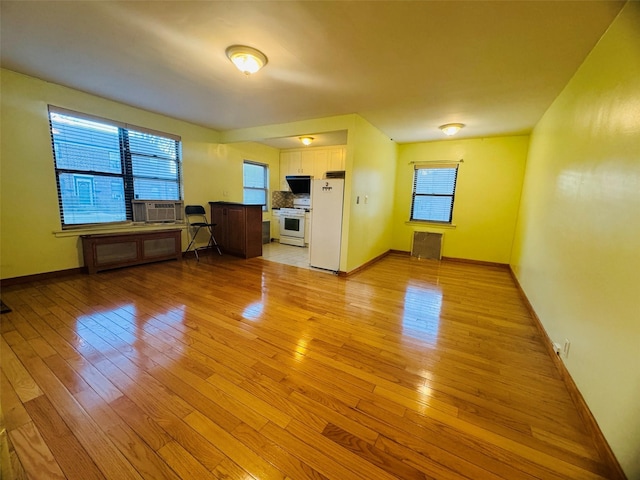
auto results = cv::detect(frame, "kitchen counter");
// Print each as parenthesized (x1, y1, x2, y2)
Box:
(209, 203, 263, 258)
(209, 201, 265, 207)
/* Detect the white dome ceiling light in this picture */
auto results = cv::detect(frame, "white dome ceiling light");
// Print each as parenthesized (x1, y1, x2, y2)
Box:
(225, 45, 268, 75)
(439, 123, 465, 136)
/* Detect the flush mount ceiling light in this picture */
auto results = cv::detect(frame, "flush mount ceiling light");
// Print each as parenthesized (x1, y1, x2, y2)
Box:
(439, 123, 465, 136)
(299, 136, 314, 146)
(225, 45, 268, 75)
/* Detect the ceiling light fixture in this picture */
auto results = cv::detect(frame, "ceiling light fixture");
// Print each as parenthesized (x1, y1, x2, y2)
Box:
(225, 45, 268, 75)
(299, 136, 314, 146)
(439, 123, 465, 136)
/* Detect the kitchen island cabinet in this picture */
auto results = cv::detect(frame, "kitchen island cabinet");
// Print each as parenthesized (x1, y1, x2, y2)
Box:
(209, 202, 263, 258)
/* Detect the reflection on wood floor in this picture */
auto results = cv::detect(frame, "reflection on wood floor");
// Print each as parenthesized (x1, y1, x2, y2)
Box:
(0, 253, 622, 479)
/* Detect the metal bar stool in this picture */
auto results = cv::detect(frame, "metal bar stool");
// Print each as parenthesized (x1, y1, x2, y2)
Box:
(185, 205, 222, 260)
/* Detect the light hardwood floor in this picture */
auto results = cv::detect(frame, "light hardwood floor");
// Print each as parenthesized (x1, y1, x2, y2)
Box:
(0, 253, 622, 479)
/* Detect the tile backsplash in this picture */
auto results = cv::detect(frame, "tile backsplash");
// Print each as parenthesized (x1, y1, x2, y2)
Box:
(272, 191, 293, 208)
(272, 191, 312, 209)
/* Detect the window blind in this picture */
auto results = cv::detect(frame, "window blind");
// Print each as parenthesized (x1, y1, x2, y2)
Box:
(410, 164, 458, 223)
(48, 106, 182, 227)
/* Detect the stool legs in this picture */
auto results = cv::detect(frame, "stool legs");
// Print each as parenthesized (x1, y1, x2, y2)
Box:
(185, 226, 201, 260)
(186, 225, 222, 261)
(207, 227, 222, 256)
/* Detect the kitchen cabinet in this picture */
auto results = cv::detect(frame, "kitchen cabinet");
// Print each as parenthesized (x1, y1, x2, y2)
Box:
(299, 151, 315, 175)
(272, 210, 280, 240)
(282, 150, 314, 175)
(279, 151, 292, 175)
(328, 147, 346, 172)
(209, 202, 263, 258)
(280, 146, 346, 190)
(313, 150, 329, 179)
(280, 151, 302, 189)
(281, 151, 301, 174)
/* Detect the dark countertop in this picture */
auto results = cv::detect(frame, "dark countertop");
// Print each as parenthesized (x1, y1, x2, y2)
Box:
(209, 201, 265, 206)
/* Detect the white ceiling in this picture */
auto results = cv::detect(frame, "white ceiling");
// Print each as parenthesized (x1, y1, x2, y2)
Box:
(0, 1, 625, 146)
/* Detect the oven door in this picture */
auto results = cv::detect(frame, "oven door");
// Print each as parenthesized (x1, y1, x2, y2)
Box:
(280, 215, 305, 238)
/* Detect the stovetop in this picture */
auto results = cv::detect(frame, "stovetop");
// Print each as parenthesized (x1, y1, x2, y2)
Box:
(279, 207, 308, 216)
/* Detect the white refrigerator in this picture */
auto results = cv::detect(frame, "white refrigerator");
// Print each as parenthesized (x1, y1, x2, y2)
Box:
(310, 178, 345, 272)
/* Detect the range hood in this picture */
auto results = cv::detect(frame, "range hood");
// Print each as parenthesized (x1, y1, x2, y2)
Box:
(285, 175, 312, 194)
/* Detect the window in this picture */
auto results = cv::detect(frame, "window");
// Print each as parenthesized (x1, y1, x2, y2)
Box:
(410, 164, 459, 223)
(243, 161, 268, 210)
(48, 106, 182, 227)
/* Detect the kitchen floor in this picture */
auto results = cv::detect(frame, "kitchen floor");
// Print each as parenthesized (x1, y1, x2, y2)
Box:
(261, 241, 310, 269)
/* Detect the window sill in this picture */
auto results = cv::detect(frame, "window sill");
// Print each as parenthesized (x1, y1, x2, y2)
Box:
(405, 221, 457, 229)
(53, 222, 186, 238)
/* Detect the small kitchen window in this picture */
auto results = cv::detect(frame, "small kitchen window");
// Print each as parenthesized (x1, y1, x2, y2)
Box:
(243, 161, 268, 211)
(410, 164, 458, 223)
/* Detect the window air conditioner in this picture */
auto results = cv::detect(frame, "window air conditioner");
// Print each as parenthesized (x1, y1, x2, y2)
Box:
(132, 200, 184, 223)
(146, 202, 176, 222)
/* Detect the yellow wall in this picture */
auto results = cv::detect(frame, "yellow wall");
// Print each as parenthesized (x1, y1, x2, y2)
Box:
(0, 69, 279, 279)
(393, 136, 529, 264)
(510, 3, 640, 477)
(223, 113, 398, 273)
(343, 115, 397, 272)
(0, 69, 393, 278)
(210, 141, 281, 211)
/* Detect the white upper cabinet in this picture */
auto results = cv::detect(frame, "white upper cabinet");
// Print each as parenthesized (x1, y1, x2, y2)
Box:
(280, 146, 345, 190)
(328, 148, 345, 172)
(280, 151, 300, 189)
(313, 150, 329, 179)
(299, 150, 315, 175)
(281, 151, 301, 175)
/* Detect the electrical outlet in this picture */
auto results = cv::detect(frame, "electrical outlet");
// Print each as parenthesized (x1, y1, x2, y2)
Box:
(553, 342, 561, 355)
(563, 339, 571, 358)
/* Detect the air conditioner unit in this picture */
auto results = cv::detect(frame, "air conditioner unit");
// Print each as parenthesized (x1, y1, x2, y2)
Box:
(146, 202, 176, 222)
(132, 200, 184, 223)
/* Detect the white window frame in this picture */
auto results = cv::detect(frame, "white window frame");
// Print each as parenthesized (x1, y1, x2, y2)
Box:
(243, 160, 269, 211)
(410, 164, 459, 224)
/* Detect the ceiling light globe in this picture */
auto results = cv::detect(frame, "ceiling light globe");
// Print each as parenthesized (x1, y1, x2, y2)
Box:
(300, 137, 314, 146)
(226, 45, 268, 75)
(439, 123, 465, 136)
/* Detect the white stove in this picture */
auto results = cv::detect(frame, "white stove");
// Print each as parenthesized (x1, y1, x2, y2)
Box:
(279, 207, 306, 217)
(279, 198, 311, 247)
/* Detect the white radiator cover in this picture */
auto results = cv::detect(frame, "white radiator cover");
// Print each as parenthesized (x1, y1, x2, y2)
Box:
(411, 232, 443, 260)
